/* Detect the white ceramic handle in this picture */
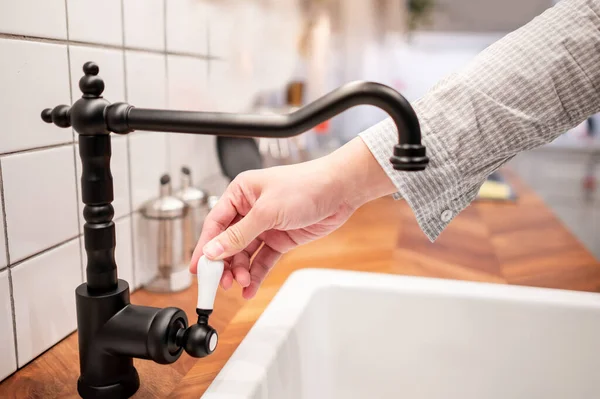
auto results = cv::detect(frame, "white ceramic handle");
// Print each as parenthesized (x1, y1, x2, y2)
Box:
(196, 255, 224, 310)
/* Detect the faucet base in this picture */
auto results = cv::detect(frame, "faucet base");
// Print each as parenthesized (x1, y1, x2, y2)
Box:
(76, 280, 141, 399)
(75, 279, 189, 398)
(77, 368, 139, 399)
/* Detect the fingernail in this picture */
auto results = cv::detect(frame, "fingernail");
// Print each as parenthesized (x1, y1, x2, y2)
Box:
(203, 240, 224, 259)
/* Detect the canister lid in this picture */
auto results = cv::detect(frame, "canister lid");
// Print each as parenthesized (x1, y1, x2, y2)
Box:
(176, 186, 208, 207)
(141, 174, 187, 219)
(175, 166, 209, 207)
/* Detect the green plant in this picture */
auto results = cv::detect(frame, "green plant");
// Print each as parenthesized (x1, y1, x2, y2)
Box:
(406, 0, 436, 32)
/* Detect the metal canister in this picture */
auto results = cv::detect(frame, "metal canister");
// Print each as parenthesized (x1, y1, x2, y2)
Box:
(140, 174, 191, 292)
(175, 167, 209, 260)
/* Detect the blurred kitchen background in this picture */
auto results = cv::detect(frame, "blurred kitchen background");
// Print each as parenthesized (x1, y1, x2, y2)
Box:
(211, 0, 598, 260)
(0, 0, 598, 382)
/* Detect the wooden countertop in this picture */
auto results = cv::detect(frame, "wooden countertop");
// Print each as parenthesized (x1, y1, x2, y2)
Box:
(2, 169, 599, 398)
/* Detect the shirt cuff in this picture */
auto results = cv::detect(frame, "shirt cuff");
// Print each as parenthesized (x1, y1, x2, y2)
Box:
(358, 94, 488, 242)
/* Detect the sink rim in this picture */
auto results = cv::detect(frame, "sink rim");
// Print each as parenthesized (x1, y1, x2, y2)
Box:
(202, 268, 600, 398)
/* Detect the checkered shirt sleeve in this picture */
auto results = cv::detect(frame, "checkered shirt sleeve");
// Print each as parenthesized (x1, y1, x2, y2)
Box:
(360, 0, 600, 241)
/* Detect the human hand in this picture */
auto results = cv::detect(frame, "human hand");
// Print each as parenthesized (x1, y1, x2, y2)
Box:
(189, 137, 396, 299)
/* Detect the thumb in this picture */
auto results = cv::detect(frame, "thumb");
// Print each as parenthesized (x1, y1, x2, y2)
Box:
(202, 206, 270, 260)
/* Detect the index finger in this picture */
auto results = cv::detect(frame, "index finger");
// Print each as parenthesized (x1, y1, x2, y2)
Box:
(189, 194, 238, 273)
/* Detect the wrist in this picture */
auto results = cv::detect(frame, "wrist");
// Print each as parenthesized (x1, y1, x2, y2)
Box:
(325, 137, 397, 209)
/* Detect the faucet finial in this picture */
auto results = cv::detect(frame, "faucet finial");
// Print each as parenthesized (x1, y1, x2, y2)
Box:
(80, 61, 104, 98)
(83, 61, 99, 75)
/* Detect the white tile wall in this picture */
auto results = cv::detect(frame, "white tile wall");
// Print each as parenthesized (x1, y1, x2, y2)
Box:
(0, 270, 16, 381)
(0, 0, 67, 39)
(206, 2, 234, 59)
(195, 135, 222, 184)
(66, 0, 123, 46)
(167, 55, 208, 111)
(129, 133, 168, 211)
(12, 238, 81, 367)
(0, 0, 303, 380)
(166, 55, 218, 183)
(207, 60, 255, 113)
(123, 0, 165, 51)
(169, 135, 220, 188)
(125, 50, 167, 108)
(3, 146, 79, 263)
(69, 46, 126, 105)
(166, 0, 209, 56)
(0, 39, 71, 154)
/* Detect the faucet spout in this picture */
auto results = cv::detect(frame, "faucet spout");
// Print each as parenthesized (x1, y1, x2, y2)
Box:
(108, 80, 428, 171)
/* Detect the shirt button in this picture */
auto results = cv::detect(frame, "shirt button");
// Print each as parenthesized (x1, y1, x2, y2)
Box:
(441, 210, 453, 222)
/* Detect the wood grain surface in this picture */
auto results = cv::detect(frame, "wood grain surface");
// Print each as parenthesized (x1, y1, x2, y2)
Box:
(1, 169, 598, 398)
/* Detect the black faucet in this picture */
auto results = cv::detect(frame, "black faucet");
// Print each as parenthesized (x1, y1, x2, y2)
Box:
(41, 62, 428, 399)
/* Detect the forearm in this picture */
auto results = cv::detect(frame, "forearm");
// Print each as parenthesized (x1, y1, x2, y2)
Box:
(360, 0, 600, 241)
(325, 137, 397, 209)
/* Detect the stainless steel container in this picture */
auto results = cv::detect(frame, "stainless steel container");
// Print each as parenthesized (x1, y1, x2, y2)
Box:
(175, 167, 209, 260)
(140, 174, 191, 292)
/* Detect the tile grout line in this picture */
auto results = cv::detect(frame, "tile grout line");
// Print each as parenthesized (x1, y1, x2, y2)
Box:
(64, 0, 85, 284)
(114, 212, 132, 223)
(206, 7, 211, 61)
(8, 235, 82, 271)
(163, 0, 168, 56)
(163, 0, 172, 177)
(122, 0, 137, 289)
(0, 160, 19, 370)
(206, 8, 212, 79)
(163, 0, 175, 192)
(0, 31, 220, 60)
(0, 141, 75, 158)
(0, 164, 9, 273)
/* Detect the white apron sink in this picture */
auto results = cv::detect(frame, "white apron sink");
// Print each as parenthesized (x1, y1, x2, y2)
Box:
(202, 269, 600, 399)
